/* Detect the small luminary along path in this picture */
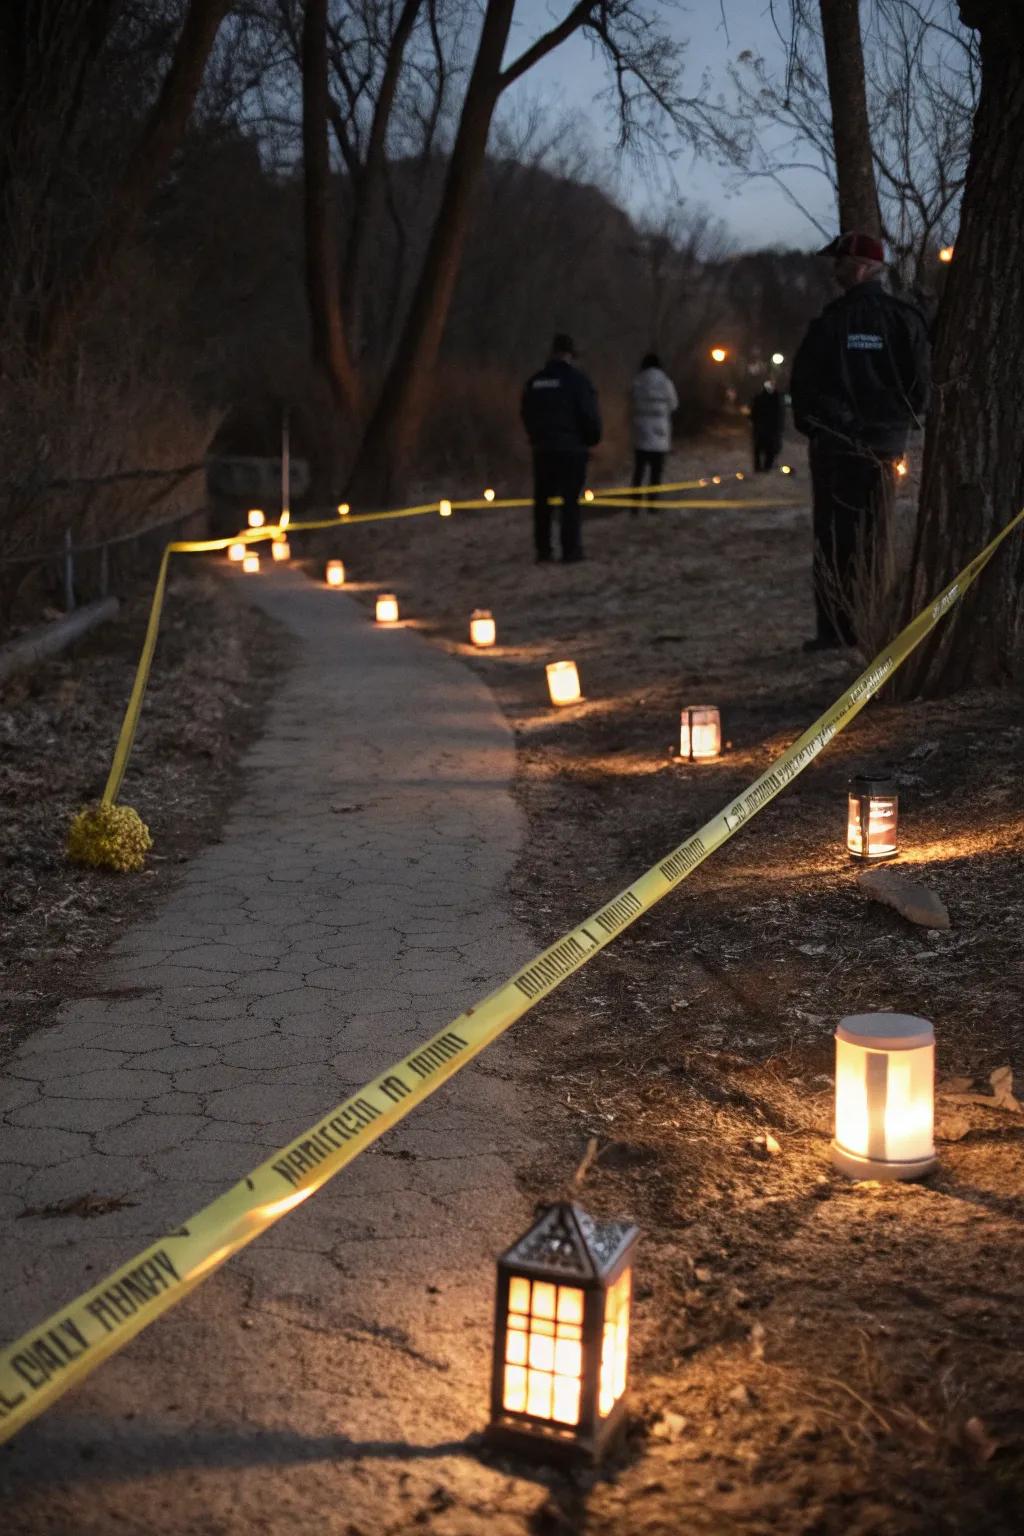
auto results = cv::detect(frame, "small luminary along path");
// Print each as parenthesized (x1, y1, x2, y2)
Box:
(242, 552, 260, 574)
(247, 508, 265, 528)
(546, 660, 581, 707)
(325, 560, 346, 588)
(271, 539, 291, 562)
(489, 1202, 639, 1463)
(227, 542, 246, 563)
(375, 593, 399, 624)
(679, 705, 721, 761)
(470, 609, 496, 648)
(847, 775, 899, 860)
(832, 1013, 937, 1181)
(439, 499, 453, 517)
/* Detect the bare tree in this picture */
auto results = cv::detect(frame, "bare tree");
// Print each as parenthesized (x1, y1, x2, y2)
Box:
(819, 0, 882, 234)
(895, 1, 1024, 695)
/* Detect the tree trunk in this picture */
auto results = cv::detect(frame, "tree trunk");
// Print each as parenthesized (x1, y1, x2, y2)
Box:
(894, 2, 1024, 698)
(35, 0, 231, 360)
(346, 0, 516, 504)
(302, 0, 363, 427)
(819, 0, 882, 236)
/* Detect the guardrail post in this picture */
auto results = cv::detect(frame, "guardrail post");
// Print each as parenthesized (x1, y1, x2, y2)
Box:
(63, 530, 76, 613)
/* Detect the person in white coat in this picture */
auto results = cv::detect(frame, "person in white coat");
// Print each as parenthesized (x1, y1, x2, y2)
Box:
(629, 352, 678, 509)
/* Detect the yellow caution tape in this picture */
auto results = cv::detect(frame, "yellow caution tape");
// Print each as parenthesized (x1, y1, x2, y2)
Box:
(7, 504, 1021, 1444)
(584, 496, 804, 511)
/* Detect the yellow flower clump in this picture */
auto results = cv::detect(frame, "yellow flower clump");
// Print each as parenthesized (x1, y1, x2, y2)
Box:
(67, 802, 153, 873)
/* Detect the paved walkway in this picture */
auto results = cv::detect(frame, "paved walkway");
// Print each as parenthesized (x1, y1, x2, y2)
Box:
(0, 567, 545, 1535)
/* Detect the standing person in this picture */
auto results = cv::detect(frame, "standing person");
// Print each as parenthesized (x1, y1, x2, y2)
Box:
(791, 231, 930, 651)
(750, 379, 785, 472)
(521, 333, 602, 563)
(629, 351, 678, 510)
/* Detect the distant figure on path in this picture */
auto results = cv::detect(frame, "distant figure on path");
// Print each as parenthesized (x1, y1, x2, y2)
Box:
(750, 379, 785, 472)
(629, 352, 678, 510)
(791, 231, 930, 651)
(521, 333, 602, 563)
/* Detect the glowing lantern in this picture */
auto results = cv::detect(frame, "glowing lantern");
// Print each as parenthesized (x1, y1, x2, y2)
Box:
(484, 488, 496, 502)
(247, 509, 265, 528)
(938, 246, 954, 263)
(710, 346, 728, 363)
(712, 474, 721, 485)
(699, 478, 708, 488)
(735, 471, 745, 480)
(895, 458, 909, 478)
(470, 609, 496, 648)
(780, 464, 793, 475)
(376, 593, 399, 624)
(546, 660, 581, 707)
(847, 775, 899, 860)
(228, 542, 246, 563)
(440, 499, 453, 517)
(279, 510, 290, 530)
(832, 1013, 936, 1181)
(242, 553, 260, 574)
(583, 489, 595, 503)
(679, 705, 721, 761)
(489, 1202, 639, 1463)
(271, 539, 291, 562)
(325, 560, 345, 588)
(771, 351, 785, 366)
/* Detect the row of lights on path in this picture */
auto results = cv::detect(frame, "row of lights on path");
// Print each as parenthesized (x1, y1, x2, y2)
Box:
(228, 511, 939, 1465)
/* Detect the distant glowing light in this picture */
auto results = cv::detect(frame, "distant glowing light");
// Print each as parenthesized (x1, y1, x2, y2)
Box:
(735, 471, 745, 480)
(326, 560, 345, 587)
(440, 499, 453, 517)
(228, 542, 246, 563)
(547, 660, 581, 707)
(470, 609, 496, 648)
(938, 246, 954, 263)
(895, 458, 909, 477)
(279, 510, 290, 530)
(710, 347, 728, 364)
(583, 489, 595, 503)
(484, 488, 496, 502)
(271, 539, 291, 562)
(337, 503, 350, 516)
(242, 553, 260, 574)
(712, 475, 721, 485)
(376, 593, 399, 624)
(247, 509, 265, 528)
(780, 464, 793, 475)
(771, 352, 785, 366)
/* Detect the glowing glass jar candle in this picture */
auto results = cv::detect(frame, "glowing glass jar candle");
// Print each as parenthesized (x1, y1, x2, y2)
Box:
(470, 609, 496, 648)
(546, 660, 581, 707)
(242, 552, 260, 574)
(679, 705, 721, 761)
(489, 1202, 639, 1463)
(247, 509, 265, 528)
(484, 488, 496, 502)
(271, 539, 291, 562)
(832, 1013, 936, 1181)
(376, 593, 399, 624)
(847, 775, 899, 860)
(227, 542, 246, 563)
(325, 560, 346, 588)
(439, 499, 453, 517)
(583, 489, 595, 503)
(337, 503, 350, 516)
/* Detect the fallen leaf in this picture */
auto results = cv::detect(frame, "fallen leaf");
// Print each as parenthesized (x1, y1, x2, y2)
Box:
(651, 1410, 687, 1442)
(935, 1114, 971, 1142)
(962, 1415, 1000, 1464)
(857, 868, 951, 930)
(797, 943, 827, 956)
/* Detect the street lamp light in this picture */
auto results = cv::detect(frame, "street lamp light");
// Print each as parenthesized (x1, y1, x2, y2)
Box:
(709, 347, 728, 364)
(938, 246, 954, 263)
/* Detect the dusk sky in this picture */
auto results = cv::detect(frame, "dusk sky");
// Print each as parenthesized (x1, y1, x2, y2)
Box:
(506, 0, 838, 250)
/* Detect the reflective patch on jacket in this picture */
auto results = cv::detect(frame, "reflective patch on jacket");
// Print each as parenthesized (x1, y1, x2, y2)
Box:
(847, 332, 884, 350)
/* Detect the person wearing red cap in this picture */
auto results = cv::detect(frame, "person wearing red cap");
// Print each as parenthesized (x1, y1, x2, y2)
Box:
(791, 231, 930, 651)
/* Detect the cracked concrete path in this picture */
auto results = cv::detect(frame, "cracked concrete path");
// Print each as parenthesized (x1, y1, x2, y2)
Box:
(0, 566, 549, 1535)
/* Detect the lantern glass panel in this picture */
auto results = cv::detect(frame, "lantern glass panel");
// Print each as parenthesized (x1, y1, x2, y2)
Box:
(680, 705, 721, 760)
(833, 1013, 936, 1180)
(501, 1276, 586, 1426)
(599, 1268, 631, 1415)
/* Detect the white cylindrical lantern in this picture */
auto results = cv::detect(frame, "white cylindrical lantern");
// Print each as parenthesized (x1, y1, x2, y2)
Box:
(247, 508, 265, 528)
(228, 542, 246, 563)
(546, 660, 581, 707)
(583, 489, 595, 503)
(484, 488, 496, 502)
(337, 502, 350, 516)
(679, 705, 721, 761)
(439, 499, 453, 518)
(325, 560, 346, 588)
(832, 1013, 936, 1181)
(470, 609, 496, 648)
(376, 593, 399, 624)
(272, 539, 291, 562)
(242, 552, 260, 574)
(847, 775, 899, 860)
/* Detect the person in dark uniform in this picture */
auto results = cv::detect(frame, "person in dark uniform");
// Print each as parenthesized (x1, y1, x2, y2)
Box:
(521, 333, 602, 563)
(750, 380, 786, 471)
(791, 231, 930, 650)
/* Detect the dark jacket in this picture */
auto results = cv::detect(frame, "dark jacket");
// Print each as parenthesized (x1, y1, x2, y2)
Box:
(750, 386, 786, 443)
(790, 280, 930, 456)
(521, 357, 602, 453)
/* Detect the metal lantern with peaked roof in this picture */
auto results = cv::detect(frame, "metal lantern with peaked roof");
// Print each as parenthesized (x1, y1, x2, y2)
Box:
(489, 1202, 639, 1462)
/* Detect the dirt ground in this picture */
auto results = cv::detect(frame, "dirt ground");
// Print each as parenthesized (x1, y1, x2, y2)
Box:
(314, 427, 1024, 1535)
(0, 570, 279, 1061)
